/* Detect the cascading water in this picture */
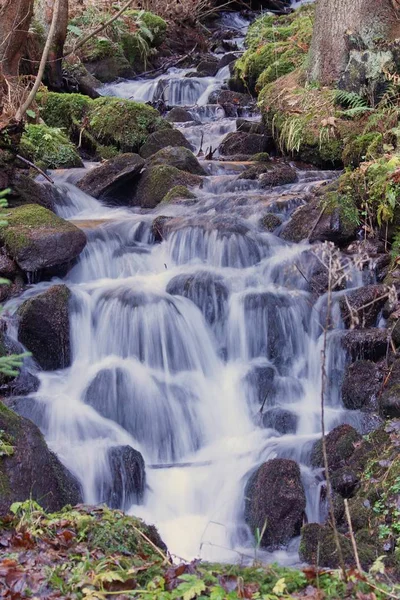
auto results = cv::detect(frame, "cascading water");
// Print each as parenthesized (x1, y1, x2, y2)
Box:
(6, 0, 371, 566)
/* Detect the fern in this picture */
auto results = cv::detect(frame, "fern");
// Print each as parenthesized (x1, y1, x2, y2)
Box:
(334, 89, 369, 109)
(338, 106, 374, 117)
(391, 228, 400, 262)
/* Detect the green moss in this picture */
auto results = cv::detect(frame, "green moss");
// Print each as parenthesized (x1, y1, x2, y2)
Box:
(162, 185, 196, 204)
(342, 132, 384, 167)
(36, 91, 91, 131)
(20, 124, 82, 169)
(132, 11, 167, 47)
(250, 152, 270, 162)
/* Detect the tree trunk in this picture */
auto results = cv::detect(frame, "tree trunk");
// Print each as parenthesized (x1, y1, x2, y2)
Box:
(37, 0, 69, 89)
(308, 0, 400, 86)
(0, 0, 35, 76)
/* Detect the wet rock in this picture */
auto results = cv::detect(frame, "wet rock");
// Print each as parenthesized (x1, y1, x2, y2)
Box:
(219, 132, 268, 157)
(245, 364, 275, 404)
(98, 445, 145, 511)
(162, 186, 197, 204)
(340, 329, 389, 362)
(261, 407, 298, 434)
(209, 90, 252, 115)
(18, 285, 71, 371)
(147, 146, 206, 176)
(259, 164, 297, 187)
(77, 154, 145, 200)
(339, 284, 388, 329)
(0, 253, 19, 279)
(300, 523, 354, 569)
(236, 119, 266, 135)
(331, 466, 359, 498)
(311, 424, 361, 472)
(245, 458, 306, 549)
(341, 360, 382, 411)
(259, 213, 282, 232)
(196, 57, 219, 76)
(0, 401, 82, 516)
(282, 196, 357, 246)
(151, 216, 173, 242)
(10, 173, 63, 212)
(238, 163, 272, 180)
(217, 52, 241, 70)
(0, 204, 86, 274)
(379, 384, 400, 418)
(166, 107, 196, 123)
(134, 166, 202, 209)
(166, 271, 228, 325)
(139, 129, 193, 159)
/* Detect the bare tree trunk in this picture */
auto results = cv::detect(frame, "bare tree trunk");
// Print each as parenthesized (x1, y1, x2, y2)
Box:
(0, 0, 35, 76)
(308, 0, 400, 86)
(36, 0, 69, 89)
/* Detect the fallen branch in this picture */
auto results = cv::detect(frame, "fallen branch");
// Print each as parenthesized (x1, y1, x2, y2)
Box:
(135, 45, 198, 81)
(16, 155, 54, 184)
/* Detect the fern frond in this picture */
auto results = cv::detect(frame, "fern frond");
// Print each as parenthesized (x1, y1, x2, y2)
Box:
(334, 89, 369, 109)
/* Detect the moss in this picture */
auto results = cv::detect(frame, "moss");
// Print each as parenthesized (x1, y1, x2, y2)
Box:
(20, 124, 82, 170)
(299, 523, 354, 568)
(260, 213, 282, 231)
(36, 91, 91, 131)
(132, 11, 167, 47)
(342, 132, 384, 167)
(162, 185, 196, 204)
(251, 152, 270, 162)
(137, 165, 202, 208)
(87, 97, 170, 153)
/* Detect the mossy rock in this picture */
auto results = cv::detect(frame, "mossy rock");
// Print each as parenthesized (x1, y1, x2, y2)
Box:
(342, 132, 384, 168)
(260, 213, 282, 232)
(135, 166, 202, 209)
(36, 91, 92, 131)
(20, 124, 83, 170)
(250, 152, 270, 162)
(162, 186, 197, 204)
(147, 146, 206, 176)
(299, 523, 354, 568)
(0, 204, 86, 273)
(125, 10, 167, 47)
(311, 424, 361, 472)
(139, 129, 192, 159)
(80, 38, 132, 83)
(379, 384, 400, 418)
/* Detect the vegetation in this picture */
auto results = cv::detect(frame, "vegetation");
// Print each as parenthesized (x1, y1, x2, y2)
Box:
(20, 123, 83, 169)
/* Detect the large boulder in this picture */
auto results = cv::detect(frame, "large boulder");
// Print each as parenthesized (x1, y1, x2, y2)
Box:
(300, 523, 355, 569)
(244, 458, 306, 549)
(0, 205, 86, 274)
(236, 119, 266, 135)
(147, 146, 206, 176)
(134, 166, 202, 209)
(77, 154, 145, 200)
(18, 285, 71, 371)
(261, 407, 298, 434)
(97, 445, 145, 511)
(219, 131, 268, 157)
(208, 90, 252, 117)
(9, 173, 63, 212)
(339, 285, 388, 329)
(340, 328, 389, 362)
(260, 164, 297, 187)
(139, 129, 193, 159)
(166, 107, 196, 123)
(0, 402, 82, 516)
(379, 384, 400, 418)
(311, 424, 361, 472)
(341, 360, 382, 411)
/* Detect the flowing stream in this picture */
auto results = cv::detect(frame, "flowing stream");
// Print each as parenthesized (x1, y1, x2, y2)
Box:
(6, 0, 373, 566)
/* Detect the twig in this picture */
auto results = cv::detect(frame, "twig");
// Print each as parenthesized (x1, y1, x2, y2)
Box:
(308, 203, 327, 240)
(344, 499, 362, 573)
(16, 155, 54, 184)
(131, 524, 172, 565)
(137, 45, 198, 80)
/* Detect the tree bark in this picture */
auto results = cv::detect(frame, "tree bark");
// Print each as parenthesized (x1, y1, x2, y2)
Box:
(0, 0, 35, 76)
(308, 0, 400, 86)
(36, 0, 69, 89)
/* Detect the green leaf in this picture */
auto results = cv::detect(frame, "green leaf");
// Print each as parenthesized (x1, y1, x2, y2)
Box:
(176, 575, 206, 600)
(26, 109, 36, 119)
(10, 501, 24, 515)
(67, 24, 83, 36)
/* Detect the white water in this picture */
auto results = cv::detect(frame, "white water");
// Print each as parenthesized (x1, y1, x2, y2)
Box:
(6, 2, 367, 566)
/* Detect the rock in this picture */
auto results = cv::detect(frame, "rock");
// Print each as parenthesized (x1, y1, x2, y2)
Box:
(166, 271, 228, 325)
(219, 132, 268, 157)
(209, 90, 252, 116)
(282, 196, 357, 246)
(197, 57, 219, 76)
(0, 253, 19, 279)
(139, 129, 193, 159)
(379, 384, 400, 418)
(134, 166, 202, 209)
(77, 154, 145, 200)
(162, 186, 197, 204)
(331, 466, 359, 498)
(97, 445, 145, 511)
(299, 523, 354, 569)
(0, 402, 82, 516)
(340, 329, 389, 362)
(259, 213, 282, 232)
(166, 107, 195, 123)
(18, 285, 71, 371)
(261, 407, 298, 434)
(251, 152, 271, 162)
(63, 62, 101, 99)
(20, 124, 83, 170)
(147, 146, 206, 176)
(245, 458, 306, 549)
(341, 360, 382, 411)
(217, 52, 241, 70)
(311, 424, 361, 472)
(10, 173, 62, 212)
(259, 164, 297, 187)
(152, 216, 173, 242)
(0, 204, 86, 274)
(236, 119, 266, 135)
(245, 364, 275, 404)
(238, 163, 272, 180)
(340, 284, 388, 329)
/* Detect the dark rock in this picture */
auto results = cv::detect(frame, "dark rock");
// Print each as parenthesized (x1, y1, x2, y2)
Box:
(166, 271, 228, 325)
(219, 132, 269, 157)
(259, 213, 282, 232)
(311, 424, 361, 472)
(0, 253, 19, 279)
(331, 466, 359, 498)
(197, 58, 219, 76)
(341, 360, 382, 411)
(134, 166, 202, 209)
(0, 204, 87, 274)
(10, 173, 62, 212)
(77, 154, 145, 200)
(209, 90, 252, 114)
(340, 328, 389, 362)
(282, 196, 357, 246)
(18, 285, 71, 371)
(152, 216, 173, 242)
(97, 445, 145, 511)
(245, 458, 306, 549)
(245, 364, 275, 404)
(259, 164, 297, 187)
(236, 119, 266, 135)
(85, 55, 132, 84)
(261, 407, 298, 434)
(147, 146, 206, 176)
(166, 107, 196, 123)
(379, 384, 400, 418)
(139, 129, 193, 159)
(340, 284, 388, 329)
(217, 52, 241, 70)
(238, 163, 272, 180)
(300, 523, 354, 569)
(0, 401, 82, 516)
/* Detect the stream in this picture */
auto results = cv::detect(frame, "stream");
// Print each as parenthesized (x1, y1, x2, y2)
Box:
(4, 0, 373, 566)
